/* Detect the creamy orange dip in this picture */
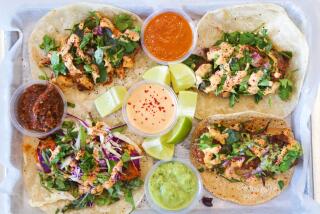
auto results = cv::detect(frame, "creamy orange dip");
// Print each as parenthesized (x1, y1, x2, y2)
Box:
(125, 83, 177, 135)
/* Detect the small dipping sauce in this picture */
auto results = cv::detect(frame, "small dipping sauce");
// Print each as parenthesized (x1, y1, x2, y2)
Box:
(10, 81, 66, 137)
(142, 10, 196, 64)
(123, 81, 177, 137)
(145, 160, 202, 212)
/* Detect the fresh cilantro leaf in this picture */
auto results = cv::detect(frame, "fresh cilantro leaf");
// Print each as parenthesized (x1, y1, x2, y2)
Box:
(80, 33, 93, 49)
(279, 51, 293, 59)
(239, 32, 256, 45)
(124, 189, 135, 211)
(198, 167, 205, 173)
(127, 178, 143, 188)
(121, 151, 131, 163)
(183, 54, 206, 70)
(39, 35, 58, 53)
(215, 74, 227, 96)
(239, 78, 249, 93)
(114, 14, 134, 32)
(221, 175, 242, 183)
(254, 90, 264, 103)
(279, 146, 302, 172)
(84, 11, 100, 29)
(62, 193, 95, 212)
(95, 63, 108, 83)
(268, 97, 272, 107)
(229, 92, 239, 107)
(67, 102, 75, 108)
(84, 64, 92, 74)
(118, 40, 138, 54)
(79, 126, 87, 149)
(79, 152, 95, 173)
(50, 51, 67, 76)
(229, 57, 240, 75)
(38, 72, 49, 80)
(223, 32, 240, 45)
(278, 180, 284, 190)
(278, 78, 293, 101)
(258, 79, 270, 87)
(74, 57, 84, 65)
(199, 133, 214, 150)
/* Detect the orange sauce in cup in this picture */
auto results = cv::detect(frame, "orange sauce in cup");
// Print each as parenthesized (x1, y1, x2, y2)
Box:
(143, 11, 193, 62)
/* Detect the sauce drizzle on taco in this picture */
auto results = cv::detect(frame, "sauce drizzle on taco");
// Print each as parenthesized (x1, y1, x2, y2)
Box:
(192, 119, 302, 182)
(36, 119, 144, 213)
(38, 11, 141, 91)
(184, 29, 294, 107)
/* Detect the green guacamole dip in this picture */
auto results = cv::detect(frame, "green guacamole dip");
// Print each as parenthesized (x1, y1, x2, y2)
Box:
(148, 161, 198, 210)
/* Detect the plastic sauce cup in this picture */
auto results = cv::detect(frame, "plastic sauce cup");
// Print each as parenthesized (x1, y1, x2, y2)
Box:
(10, 80, 67, 138)
(122, 80, 178, 137)
(141, 8, 197, 65)
(145, 159, 203, 214)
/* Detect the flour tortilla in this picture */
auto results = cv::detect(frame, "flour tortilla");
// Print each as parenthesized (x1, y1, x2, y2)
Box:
(195, 3, 309, 119)
(23, 135, 153, 214)
(190, 112, 296, 205)
(28, 3, 156, 123)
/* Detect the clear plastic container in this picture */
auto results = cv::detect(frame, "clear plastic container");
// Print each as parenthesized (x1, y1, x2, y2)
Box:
(141, 8, 197, 65)
(122, 80, 178, 137)
(144, 159, 203, 214)
(9, 80, 67, 138)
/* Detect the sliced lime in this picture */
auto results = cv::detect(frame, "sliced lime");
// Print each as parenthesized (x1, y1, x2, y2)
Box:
(169, 63, 196, 93)
(142, 137, 174, 160)
(143, 65, 170, 85)
(94, 86, 127, 117)
(178, 91, 198, 118)
(161, 117, 192, 145)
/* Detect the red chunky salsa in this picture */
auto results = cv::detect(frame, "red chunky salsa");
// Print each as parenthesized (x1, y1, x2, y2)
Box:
(17, 83, 64, 132)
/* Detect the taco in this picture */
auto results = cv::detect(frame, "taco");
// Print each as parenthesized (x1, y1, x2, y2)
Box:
(190, 112, 302, 205)
(23, 117, 153, 213)
(28, 3, 154, 119)
(183, 4, 308, 119)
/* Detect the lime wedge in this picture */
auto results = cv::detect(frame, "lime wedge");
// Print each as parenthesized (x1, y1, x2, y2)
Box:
(142, 137, 174, 160)
(169, 63, 196, 93)
(94, 86, 127, 117)
(178, 91, 198, 118)
(161, 117, 192, 145)
(143, 65, 170, 85)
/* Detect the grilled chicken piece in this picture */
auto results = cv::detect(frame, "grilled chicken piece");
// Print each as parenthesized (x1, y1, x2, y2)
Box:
(103, 161, 123, 189)
(38, 56, 51, 67)
(115, 66, 125, 79)
(122, 56, 134, 68)
(120, 162, 140, 181)
(62, 53, 82, 76)
(100, 17, 115, 31)
(53, 75, 74, 88)
(90, 64, 100, 83)
(123, 29, 140, 41)
(76, 75, 94, 91)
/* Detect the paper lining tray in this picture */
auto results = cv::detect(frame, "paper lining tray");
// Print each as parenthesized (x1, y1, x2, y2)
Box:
(0, 0, 319, 213)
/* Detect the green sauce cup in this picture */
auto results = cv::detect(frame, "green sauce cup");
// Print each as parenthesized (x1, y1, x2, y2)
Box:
(145, 159, 203, 213)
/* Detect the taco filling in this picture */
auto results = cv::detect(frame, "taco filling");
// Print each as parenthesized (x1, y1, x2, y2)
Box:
(38, 11, 140, 90)
(36, 119, 143, 213)
(193, 121, 302, 183)
(184, 29, 294, 107)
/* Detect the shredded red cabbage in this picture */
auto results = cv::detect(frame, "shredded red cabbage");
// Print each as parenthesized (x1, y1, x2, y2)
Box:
(130, 150, 140, 170)
(93, 26, 103, 36)
(37, 148, 51, 173)
(66, 113, 89, 128)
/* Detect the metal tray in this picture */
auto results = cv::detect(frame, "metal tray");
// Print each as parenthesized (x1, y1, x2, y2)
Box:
(0, 0, 319, 213)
